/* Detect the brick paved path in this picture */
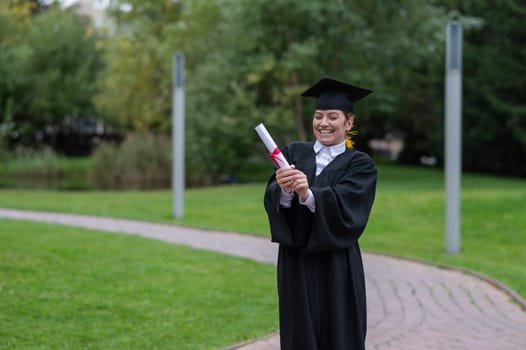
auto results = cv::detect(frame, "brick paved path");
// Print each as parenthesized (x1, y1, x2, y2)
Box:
(1, 208, 525, 350)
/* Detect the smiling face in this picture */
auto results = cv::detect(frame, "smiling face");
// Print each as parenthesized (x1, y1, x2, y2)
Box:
(312, 109, 354, 146)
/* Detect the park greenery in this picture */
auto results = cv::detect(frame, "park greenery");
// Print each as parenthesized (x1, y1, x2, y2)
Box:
(1, 0, 525, 183)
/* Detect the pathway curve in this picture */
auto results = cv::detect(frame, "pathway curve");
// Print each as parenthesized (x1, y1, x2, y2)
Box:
(1, 208, 525, 350)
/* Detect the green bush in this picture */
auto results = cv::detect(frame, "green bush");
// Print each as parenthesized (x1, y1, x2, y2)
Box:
(89, 133, 171, 189)
(0, 147, 59, 187)
(0, 147, 92, 190)
(7, 147, 59, 175)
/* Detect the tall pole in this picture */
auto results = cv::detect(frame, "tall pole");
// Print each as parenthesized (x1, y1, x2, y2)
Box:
(445, 21, 462, 254)
(173, 52, 185, 218)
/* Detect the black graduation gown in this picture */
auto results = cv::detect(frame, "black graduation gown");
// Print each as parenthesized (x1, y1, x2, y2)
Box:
(264, 141, 377, 350)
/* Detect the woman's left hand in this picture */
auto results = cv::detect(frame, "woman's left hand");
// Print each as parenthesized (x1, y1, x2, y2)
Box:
(292, 171, 309, 201)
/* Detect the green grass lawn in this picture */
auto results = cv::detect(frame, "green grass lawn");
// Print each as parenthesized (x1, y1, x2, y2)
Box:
(0, 183, 269, 234)
(0, 219, 277, 349)
(364, 166, 526, 297)
(0, 163, 525, 349)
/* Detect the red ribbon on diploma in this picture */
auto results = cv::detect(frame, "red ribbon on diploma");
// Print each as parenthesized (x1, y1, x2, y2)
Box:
(269, 147, 282, 167)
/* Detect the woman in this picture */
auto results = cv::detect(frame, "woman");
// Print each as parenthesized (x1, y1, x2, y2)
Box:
(264, 77, 377, 350)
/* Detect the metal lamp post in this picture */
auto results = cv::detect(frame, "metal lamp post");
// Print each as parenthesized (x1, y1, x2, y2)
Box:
(444, 21, 462, 254)
(172, 52, 185, 218)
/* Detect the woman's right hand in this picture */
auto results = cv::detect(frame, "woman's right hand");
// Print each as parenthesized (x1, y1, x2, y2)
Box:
(275, 165, 297, 193)
(275, 165, 303, 194)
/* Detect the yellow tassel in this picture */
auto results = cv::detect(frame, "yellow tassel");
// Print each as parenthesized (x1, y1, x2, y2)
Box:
(345, 130, 358, 149)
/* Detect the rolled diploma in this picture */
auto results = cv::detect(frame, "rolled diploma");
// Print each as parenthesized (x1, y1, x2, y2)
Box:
(254, 123, 290, 168)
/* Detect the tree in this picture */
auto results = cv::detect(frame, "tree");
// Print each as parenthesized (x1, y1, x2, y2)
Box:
(95, 0, 239, 181)
(94, 0, 526, 180)
(94, 0, 185, 131)
(25, 7, 103, 122)
(0, 2, 104, 148)
(197, 0, 448, 155)
(387, 0, 526, 176)
(0, 0, 35, 148)
(456, 0, 526, 176)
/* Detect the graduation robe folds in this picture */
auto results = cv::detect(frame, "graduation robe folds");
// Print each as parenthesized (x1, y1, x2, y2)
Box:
(264, 141, 377, 350)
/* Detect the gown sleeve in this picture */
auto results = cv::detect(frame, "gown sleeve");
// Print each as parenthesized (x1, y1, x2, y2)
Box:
(306, 152, 377, 253)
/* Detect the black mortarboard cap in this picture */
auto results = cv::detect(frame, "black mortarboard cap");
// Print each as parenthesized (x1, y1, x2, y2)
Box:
(301, 77, 372, 112)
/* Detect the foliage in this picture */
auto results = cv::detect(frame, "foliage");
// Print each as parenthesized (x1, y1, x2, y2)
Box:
(1, 0, 525, 177)
(0, 149, 91, 189)
(186, 0, 449, 152)
(0, 219, 277, 349)
(181, 0, 448, 179)
(93, 0, 177, 131)
(89, 133, 171, 189)
(0, 146, 59, 177)
(226, 0, 447, 138)
(0, 0, 33, 147)
(25, 8, 102, 122)
(0, 1, 104, 147)
(94, 0, 221, 132)
(455, 0, 526, 176)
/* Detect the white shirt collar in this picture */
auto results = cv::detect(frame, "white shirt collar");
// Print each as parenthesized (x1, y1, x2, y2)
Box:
(313, 140, 346, 157)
